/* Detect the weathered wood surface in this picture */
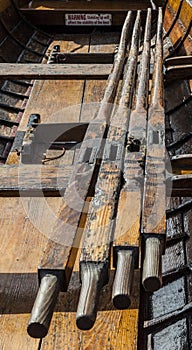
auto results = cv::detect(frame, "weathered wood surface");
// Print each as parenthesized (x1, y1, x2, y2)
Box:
(142, 8, 165, 237)
(2, 0, 191, 348)
(0, 164, 73, 196)
(0, 63, 112, 80)
(0, 33, 90, 350)
(54, 52, 115, 64)
(6, 34, 91, 165)
(112, 8, 151, 310)
(28, 12, 135, 338)
(76, 11, 142, 329)
(142, 8, 166, 292)
(40, 31, 140, 350)
(39, 10, 132, 274)
(144, 0, 192, 348)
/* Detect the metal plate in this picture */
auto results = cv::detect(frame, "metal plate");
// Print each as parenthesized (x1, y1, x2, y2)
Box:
(65, 13, 112, 26)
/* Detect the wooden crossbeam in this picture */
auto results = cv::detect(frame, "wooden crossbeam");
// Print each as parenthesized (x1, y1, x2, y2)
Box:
(171, 154, 192, 172)
(20, 1, 165, 26)
(0, 165, 73, 197)
(165, 65, 192, 81)
(0, 63, 112, 80)
(171, 174, 192, 197)
(54, 52, 115, 64)
(164, 55, 192, 68)
(23, 0, 156, 11)
(0, 163, 191, 198)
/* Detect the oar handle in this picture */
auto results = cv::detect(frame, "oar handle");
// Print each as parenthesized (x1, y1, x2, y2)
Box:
(142, 237, 162, 292)
(76, 262, 107, 330)
(112, 250, 135, 309)
(27, 274, 60, 338)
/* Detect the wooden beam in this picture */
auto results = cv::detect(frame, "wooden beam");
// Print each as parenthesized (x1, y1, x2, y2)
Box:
(171, 154, 192, 173)
(0, 164, 73, 197)
(164, 55, 192, 68)
(170, 174, 192, 197)
(165, 64, 192, 81)
(0, 63, 112, 80)
(24, 0, 155, 11)
(54, 52, 115, 64)
(20, 1, 165, 26)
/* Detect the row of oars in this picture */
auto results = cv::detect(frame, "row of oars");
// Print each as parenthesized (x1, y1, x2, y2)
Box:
(27, 7, 166, 338)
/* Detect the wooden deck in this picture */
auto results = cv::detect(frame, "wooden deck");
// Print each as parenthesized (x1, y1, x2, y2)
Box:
(0, 33, 140, 350)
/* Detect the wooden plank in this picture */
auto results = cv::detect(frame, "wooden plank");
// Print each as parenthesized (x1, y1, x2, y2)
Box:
(0, 164, 73, 196)
(164, 56, 192, 68)
(165, 64, 192, 81)
(171, 154, 192, 173)
(27, 12, 134, 339)
(20, 1, 166, 26)
(53, 52, 115, 64)
(141, 8, 166, 292)
(0, 63, 112, 80)
(171, 174, 192, 196)
(76, 10, 142, 331)
(20, 8, 127, 26)
(112, 8, 151, 310)
(27, 0, 154, 11)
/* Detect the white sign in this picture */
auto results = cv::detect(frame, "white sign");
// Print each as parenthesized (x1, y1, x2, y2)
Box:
(65, 13, 112, 26)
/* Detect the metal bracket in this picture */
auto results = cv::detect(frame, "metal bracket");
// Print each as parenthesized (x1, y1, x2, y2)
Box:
(21, 114, 89, 163)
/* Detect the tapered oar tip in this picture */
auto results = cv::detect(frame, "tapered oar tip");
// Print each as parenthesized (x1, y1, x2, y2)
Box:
(76, 315, 96, 331)
(113, 294, 131, 310)
(142, 276, 162, 292)
(27, 322, 48, 339)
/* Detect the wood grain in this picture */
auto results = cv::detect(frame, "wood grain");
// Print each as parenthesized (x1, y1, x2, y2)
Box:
(0, 164, 73, 196)
(112, 8, 151, 309)
(141, 8, 166, 293)
(77, 11, 141, 328)
(27, 12, 134, 338)
(40, 28, 140, 349)
(0, 63, 112, 80)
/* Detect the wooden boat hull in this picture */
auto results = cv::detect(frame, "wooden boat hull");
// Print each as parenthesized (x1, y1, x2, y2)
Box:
(0, 1, 191, 349)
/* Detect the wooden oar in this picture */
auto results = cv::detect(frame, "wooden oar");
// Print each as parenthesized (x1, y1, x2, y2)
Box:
(27, 11, 134, 339)
(112, 8, 152, 309)
(76, 10, 142, 331)
(141, 7, 166, 292)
